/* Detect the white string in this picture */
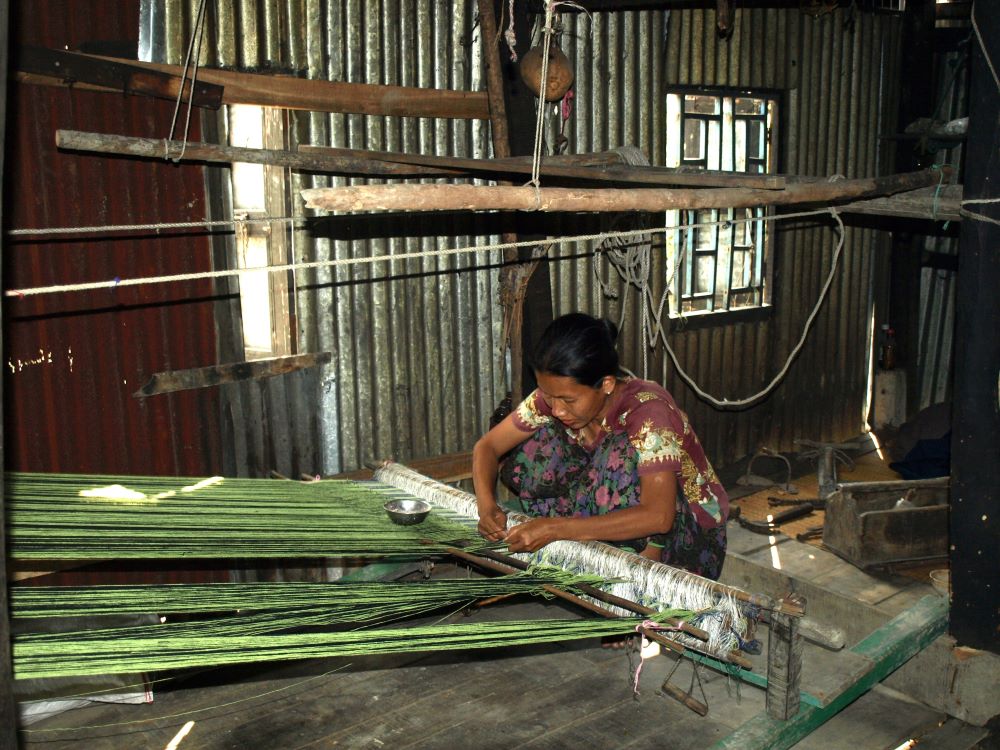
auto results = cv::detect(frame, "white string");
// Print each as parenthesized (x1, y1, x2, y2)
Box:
(5, 207, 841, 298)
(374, 462, 750, 660)
(7, 217, 282, 237)
(660, 208, 847, 409)
(528, 2, 556, 189)
(971, 1, 1000, 93)
(958, 2, 1000, 227)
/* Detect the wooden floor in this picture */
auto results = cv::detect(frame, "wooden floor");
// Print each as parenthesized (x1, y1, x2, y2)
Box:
(17, 582, 981, 750)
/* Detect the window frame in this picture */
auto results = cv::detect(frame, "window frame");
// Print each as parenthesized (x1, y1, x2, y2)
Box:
(663, 85, 784, 322)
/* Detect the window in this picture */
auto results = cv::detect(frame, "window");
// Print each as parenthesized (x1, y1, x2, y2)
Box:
(228, 104, 295, 359)
(665, 90, 777, 316)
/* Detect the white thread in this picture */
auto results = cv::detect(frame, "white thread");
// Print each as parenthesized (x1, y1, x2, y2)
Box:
(971, 1, 1000, 93)
(374, 462, 752, 661)
(529, 2, 557, 187)
(4, 207, 848, 298)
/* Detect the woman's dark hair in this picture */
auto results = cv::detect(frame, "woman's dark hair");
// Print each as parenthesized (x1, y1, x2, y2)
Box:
(530, 313, 620, 387)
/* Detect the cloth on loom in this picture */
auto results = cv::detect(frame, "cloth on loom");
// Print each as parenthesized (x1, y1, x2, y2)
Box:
(504, 378, 729, 580)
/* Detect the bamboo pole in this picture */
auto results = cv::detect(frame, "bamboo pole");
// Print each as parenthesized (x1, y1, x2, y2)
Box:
(301, 168, 947, 214)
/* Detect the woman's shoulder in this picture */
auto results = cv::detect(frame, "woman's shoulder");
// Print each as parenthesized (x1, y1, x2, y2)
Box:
(611, 378, 681, 428)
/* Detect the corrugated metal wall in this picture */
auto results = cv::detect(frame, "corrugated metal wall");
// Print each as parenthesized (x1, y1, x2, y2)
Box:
(146, 2, 903, 474)
(5, 0, 223, 477)
(148, 0, 504, 476)
(545, 7, 902, 465)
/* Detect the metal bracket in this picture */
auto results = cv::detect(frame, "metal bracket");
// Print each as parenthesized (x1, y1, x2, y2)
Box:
(737, 448, 798, 494)
(660, 656, 710, 716)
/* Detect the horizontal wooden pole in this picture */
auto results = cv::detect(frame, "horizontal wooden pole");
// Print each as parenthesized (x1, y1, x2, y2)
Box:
(56, 129, 453, 177)
(301, 145, 788, 189)
(301, 168, 946, 214)
(67, 53, 489, 119)
(134, 352, 332, 398)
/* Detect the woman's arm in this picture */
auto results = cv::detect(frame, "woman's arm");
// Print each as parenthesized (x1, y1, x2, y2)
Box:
(503, 470, 677, 552)
(473, 413, 533, 541)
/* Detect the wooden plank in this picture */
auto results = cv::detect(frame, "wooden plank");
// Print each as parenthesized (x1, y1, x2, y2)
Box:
(134, 352, 332, 398)
(301, 168, 947, 214)
(300, 144, 789, 189)
(331, 450, 474, 482)
(711, 595, 949, 750)
(0, 0, 17, 742)
(25, 52, 489, 120)
(15, 46, 223, 108)
(840, 184, 963, 221)
(56, 129, 457, 178)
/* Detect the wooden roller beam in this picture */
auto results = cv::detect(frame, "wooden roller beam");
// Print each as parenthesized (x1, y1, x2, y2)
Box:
(301, 168, 947, 214)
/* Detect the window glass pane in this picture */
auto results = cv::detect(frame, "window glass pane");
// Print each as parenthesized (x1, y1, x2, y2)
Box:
(236, 234, 273, 354)
(735, 97, 764, 115)
(695, 254, 714, 294)
(683, 119, 705, 161)
(685, 94, 719, 115)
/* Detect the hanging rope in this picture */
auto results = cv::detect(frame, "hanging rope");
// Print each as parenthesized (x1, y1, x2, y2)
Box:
(164, 0, 209, 162)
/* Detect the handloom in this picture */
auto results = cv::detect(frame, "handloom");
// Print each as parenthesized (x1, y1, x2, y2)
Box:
(8, 468, 805, 719)
(6, 471, 686, 682)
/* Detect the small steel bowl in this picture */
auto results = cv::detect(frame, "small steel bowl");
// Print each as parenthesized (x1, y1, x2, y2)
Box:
(383, 498, 431, 526)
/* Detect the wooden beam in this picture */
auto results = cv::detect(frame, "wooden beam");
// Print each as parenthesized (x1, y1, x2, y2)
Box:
(301, 168, 946, 213)
(950, 2, 1000, 654)
(53, 53, 490, 120)
(56, 129, 458, 177)
(134, 352, 332, 398)
(15, 46, 223, 108)
(331, 451, 474, 483)
(840, 184, 962, 221)
(0, 0, 18, 743)
(711, 595, 949, 750)
(300, 144, 788, 189)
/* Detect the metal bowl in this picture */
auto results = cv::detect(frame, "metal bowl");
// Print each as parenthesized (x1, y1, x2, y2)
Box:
(383, 498, 431, 526)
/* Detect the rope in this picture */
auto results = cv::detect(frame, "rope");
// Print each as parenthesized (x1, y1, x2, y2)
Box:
(660, 208, 848, 409)
(526, 2, 556, 194)
(164, 0, 208, 162)
(4, 207, 843, 299)
(971, 1, 1000, 93)
(6, 216, 285, 237)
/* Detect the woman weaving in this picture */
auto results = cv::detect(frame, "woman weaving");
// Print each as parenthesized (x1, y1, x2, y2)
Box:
(473, 313, 729, 580)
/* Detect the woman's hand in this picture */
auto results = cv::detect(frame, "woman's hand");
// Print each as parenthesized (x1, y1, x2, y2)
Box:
(477, 504, 508, 542)
(503, 518, 564, 552)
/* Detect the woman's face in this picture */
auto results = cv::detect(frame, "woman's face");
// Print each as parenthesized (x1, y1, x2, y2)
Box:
(535, 371, 615, 431)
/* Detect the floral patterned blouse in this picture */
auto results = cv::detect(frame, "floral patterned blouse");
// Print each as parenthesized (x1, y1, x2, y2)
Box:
(511, 377, 728, 529)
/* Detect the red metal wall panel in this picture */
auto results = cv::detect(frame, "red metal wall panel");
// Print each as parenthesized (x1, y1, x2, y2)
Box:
(4, 0, 223, 477)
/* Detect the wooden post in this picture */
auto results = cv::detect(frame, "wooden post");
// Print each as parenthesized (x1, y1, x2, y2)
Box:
(950, 2, 1000, 654)
(765, 596, 804, 720)
(478, 0, 526, 404)
(0, 0, 19, 744)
